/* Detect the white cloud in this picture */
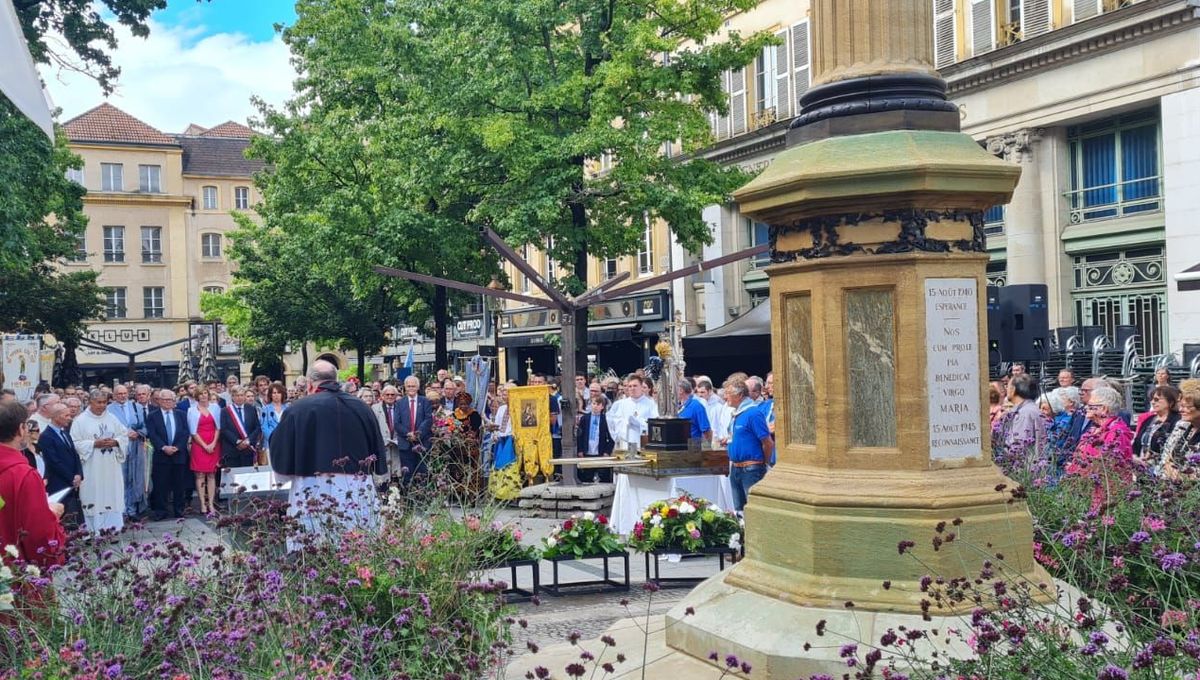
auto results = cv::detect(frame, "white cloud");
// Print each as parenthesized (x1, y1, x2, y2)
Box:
(39, 18, 295, 133)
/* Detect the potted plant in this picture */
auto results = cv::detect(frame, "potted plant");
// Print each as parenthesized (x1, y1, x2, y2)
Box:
(627, 493, 741, 554)
(540, 512, 629, 594)
(542, 511, 623, 559)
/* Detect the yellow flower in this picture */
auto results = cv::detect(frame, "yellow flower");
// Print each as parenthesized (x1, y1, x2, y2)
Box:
(642, 511, 652, 520)
(686, 522, 696, 532)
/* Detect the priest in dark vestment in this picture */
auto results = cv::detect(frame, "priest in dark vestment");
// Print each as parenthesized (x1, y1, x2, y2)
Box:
(270, 360, 386, 546)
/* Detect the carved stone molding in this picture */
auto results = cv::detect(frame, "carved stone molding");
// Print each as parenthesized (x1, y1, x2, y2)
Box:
(984, 128, 1043, 163)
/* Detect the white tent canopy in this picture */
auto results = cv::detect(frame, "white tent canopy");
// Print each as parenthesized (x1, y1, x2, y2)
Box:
(0, 0, 54, 139)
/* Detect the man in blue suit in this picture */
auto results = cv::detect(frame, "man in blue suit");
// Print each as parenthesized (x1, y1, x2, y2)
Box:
(393, 375, 433, 486)
(146, 390, 192, 519)
(37, 402, 83, 525)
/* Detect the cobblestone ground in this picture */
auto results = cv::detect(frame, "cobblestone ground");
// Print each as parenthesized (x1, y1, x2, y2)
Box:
(509, 586, 687, 654)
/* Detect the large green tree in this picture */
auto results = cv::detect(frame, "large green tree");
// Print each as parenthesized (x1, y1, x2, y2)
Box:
(0, 95, 103, 375)
(7, 0, 207, 381)
(270, 0, 770, 373)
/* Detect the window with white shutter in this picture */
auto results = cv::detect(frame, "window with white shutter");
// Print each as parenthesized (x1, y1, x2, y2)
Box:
(1073, 0, 1102, 22)
(970, 0, 995, 56)
(1021, 0, 1052, 38)
(933, 0, 957, 68)
(730, 67, 747, 136)
(774, 29, 791, 119)
(791, 20, 811, 114)
(716, 71, 731, 140)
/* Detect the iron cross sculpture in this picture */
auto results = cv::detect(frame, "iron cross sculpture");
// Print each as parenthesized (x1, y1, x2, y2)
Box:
(374, 226, 766, 486)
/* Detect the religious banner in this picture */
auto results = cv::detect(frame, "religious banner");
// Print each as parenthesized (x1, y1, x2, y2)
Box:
(39, 348, 56, 384)
(509, 385, 552, 482)
(2, 334, 40, 401)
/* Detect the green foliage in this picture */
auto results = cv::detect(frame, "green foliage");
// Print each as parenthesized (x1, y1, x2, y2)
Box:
(14, 0, 208, 95)
(541, 512, 624, 559)
(259, 0, 769, 302)
(0, 95, 103, 343)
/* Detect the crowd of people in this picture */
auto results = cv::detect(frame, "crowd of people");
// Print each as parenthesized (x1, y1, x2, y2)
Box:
(0, 364, 784, 565)
(991, 365, 1200, 509)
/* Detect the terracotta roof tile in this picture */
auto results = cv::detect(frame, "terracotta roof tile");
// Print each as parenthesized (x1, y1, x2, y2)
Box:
(62, 103, 178, 146)
(199, 121, 255, 138)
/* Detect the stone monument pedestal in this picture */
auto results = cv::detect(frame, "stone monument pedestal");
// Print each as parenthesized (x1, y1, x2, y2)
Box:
(659, 0, 1054, 675)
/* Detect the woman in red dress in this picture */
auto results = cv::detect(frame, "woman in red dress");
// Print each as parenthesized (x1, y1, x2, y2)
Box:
(187, 388, 221, 514)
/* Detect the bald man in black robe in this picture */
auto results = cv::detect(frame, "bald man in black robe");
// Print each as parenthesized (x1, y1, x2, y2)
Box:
(271, 360, 386, 545)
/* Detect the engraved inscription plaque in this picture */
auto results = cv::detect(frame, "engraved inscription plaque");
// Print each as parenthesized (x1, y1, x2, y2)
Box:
(925, 278, 983, 460)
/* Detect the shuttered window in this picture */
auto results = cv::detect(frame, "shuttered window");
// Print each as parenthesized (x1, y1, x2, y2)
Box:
(714, 71, 731, 140)
(1021, 0, 1052, 38)
(774, 29, 791, 118)
(729, 67, 747, 136)
(970, 0, 995, 56)
(933, 0, 957, 68)
(791, 20, 811, 113)
(1073, 0, 1102, 22)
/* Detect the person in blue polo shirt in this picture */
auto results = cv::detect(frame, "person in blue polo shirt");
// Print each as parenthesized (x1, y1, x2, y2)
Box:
(676, 378, 711, 443)
(724, 375, 773, 513)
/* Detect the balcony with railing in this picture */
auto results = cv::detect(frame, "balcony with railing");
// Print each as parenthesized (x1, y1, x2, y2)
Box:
(1064, 175, 1161, 224)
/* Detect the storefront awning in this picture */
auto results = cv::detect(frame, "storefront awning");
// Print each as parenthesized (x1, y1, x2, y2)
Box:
(1177, 262, 1200, 292)
(683, 302, 771, 383)
(498, 323, 639, 349)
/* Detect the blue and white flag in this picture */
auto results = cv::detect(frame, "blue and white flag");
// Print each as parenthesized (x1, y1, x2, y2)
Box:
(397, 340, 415, 381)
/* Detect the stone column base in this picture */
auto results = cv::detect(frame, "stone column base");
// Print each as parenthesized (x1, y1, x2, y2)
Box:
(664, 571, 1089, 679)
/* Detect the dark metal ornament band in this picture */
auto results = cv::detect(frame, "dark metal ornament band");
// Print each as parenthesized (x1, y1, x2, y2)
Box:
(770, 209, 987, 263)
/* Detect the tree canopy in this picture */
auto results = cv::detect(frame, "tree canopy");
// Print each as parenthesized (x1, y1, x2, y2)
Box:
(0, 95, 103, 348)
(238, 0, 770, 374)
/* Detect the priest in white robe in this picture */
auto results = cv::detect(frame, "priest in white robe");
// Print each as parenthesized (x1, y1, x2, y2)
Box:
(605, 374, 659, 454)
(72, 389, 129, 534)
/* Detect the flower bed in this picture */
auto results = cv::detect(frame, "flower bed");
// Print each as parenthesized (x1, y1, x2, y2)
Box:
(0, 487, 516, 679)
(627, 493, 741, 553)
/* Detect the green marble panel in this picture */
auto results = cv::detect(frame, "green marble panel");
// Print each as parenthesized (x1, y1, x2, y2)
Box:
(846, 288, 896, 447)
(784, 294, 816, 445)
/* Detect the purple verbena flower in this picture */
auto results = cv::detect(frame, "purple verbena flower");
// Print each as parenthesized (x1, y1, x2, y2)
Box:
(1160, 552, 1187, 571)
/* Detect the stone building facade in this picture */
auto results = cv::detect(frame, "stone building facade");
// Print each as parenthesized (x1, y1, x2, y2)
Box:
(683, 0, 1199, 365)
(61, 104, 269, 384)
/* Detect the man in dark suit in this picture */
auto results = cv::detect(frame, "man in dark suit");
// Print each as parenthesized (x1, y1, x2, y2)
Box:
(393, 375, 432, 485)
(576, 394, 615, 483)
(219, 387, 262, 469)
(146, 390, 191, 519)
(38, 402, 84, 525)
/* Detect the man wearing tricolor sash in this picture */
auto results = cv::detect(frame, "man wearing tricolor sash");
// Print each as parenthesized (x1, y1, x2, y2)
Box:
(219, 386, 262, 468)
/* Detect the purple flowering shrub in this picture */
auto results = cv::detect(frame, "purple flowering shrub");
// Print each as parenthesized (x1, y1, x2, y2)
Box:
(805, 438, 1200, 678)
(0, 481, 518, 679)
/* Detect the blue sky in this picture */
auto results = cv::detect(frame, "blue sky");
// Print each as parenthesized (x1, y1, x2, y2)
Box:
(41, 0, 298, 131)
(152, 0, 298, 43)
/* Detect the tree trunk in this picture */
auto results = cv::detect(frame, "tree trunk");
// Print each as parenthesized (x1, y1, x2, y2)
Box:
(569, 194, 590, 377)
(301, 342, 309, 370)
(356, 344, 366, 383)
(434, 285, 449, 369)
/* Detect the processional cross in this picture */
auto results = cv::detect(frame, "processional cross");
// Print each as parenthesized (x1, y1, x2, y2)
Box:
(374, 227, 765, 485)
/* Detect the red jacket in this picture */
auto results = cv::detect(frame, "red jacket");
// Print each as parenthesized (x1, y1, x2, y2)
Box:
(0, 444, 66, 568)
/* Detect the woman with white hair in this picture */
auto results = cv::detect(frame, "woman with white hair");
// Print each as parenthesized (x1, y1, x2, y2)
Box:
(1066, 385, 1133, 510)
